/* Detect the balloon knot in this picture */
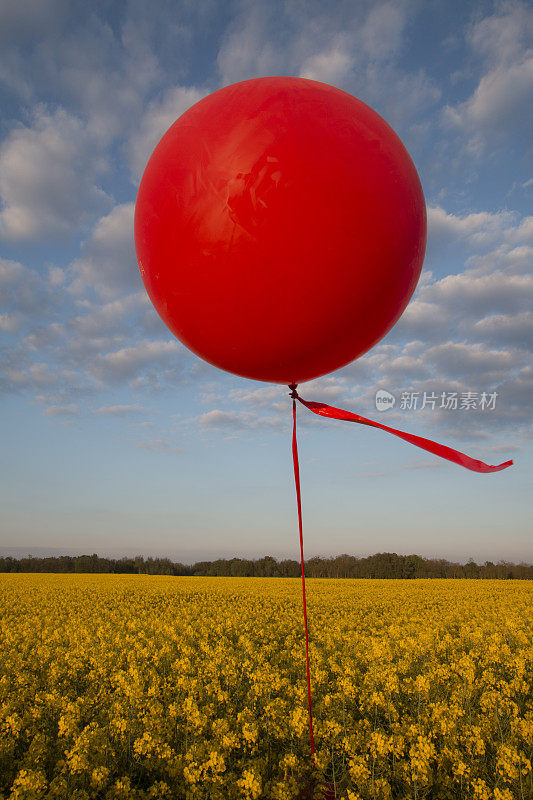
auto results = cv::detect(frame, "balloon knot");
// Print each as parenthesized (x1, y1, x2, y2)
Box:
(289, 384, 299, 399)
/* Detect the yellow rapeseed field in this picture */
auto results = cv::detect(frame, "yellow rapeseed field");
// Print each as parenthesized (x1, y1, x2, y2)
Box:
(0, 575, 532, 800)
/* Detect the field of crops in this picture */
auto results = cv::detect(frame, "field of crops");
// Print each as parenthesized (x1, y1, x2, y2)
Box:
(1, 575, 532, 800)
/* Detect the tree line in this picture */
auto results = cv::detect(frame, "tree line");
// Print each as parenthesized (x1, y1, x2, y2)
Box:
(0, 552, 531, 579)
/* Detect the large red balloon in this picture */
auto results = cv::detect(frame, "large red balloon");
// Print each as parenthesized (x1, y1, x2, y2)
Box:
(134, 77, 426, 384)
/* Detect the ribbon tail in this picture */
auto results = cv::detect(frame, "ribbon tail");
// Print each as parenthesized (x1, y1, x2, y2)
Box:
(296, 396, 513, 474)
(291, 399, 316, 760)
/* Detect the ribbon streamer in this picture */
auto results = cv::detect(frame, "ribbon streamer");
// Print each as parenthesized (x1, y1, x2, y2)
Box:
(289, 386, 513, 474)
(288, 384, 513, 782)
(291, 399, 316, 759)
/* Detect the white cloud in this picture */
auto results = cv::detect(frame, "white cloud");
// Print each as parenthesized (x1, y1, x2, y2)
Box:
(299, 40, 354, 84)
(333, 200, 533, 435)
(444, 3, 533, 152)
(93, 404, 144, 417)
(217, 0, 411, 86)
(216, 3, 279, 86)
(425, 341, 520, 380)
(228, 384, 285, 409)
(496, 364, 533, 422)
(22, 323, 64, 350)
(358, 1, 408, 58)
(199, 408, 283, 431)
(396, 300, 447, 331)
(427, 206, 516, 251)
(43, 403, 79, 417)
(361, 66, 441, 137)
(0, 256, 60, 322)
(69, 292, 149, 339)
(59, 20, 159, 144)
(298, 1, 413, 86)
(69, 204, 139, 297)
(468, 1, 532, 66)
(90, 340, 182, 384)
(48, 267, 66, 287)
(381, 354, 431, 381)
(0, 1, 64, 97)
(0, 312, 23, 332)
(216, 0, 438, 157)
(136, 438, 183, 453)
(391, 262, 533, 346)
(197, 375, 351, 435)
(0, 0, 66, 44)
(0, 107, 110, 241)
(229, 375, 348, 407)
(199, 409, 243, 428)
(473, 311, 533, 346)
(293, 375, 349, 401)
(128, 85, 207, 180)
(421, 271, 533, 315)
(5, 362, 54, 390)
(0, 356, 82, 395)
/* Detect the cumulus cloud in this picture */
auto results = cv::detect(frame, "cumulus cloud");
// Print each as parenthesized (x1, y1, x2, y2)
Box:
(136, 438, 183, 453)
(227, 384, 285, 410)
(215, 0, 439, 150)
(331, 202, 533, 437)
(199, 409, 243, 428)
(196, 376, 353, 435)
(0, 107, 110, 241)
(0, 0, 530, 450)
(473, 311, 533, 346)
(216, 3, 280, 86)
(228, 376, 349, 411)
(0, 0, 67, 98)
(425, 341, 521, 380)
(0, 342, 90, 399)
(128, 84, 207, 180)
(199, 408, 283, 431)
(0, 312, 23, 333)
(218, 0, 412, 86)
(422, 271, 533, 316)
(427, 206, 517, 252)
(69, 204, 139, 297)
(56, 18, 160, 144)
(386, 267, 533, 348)
(444, 3, 533, 153)
(90, 340, 182, 384)
(43, 403, 79, 417)
(299, 41, 354, 84)
(380, 353, 431, 381)
(0, 5, 161, 142)
(0, 1, 212, 151)
(68, 292, 149, 340)
(496, 365, 533, 423)
(47, 291, 167, 362)
(0, 257, 65, 341)
(1, 359, 57, 392)
(93, 404, 144, 417)
(0, 0, 66, 45)
(392, 206, 533, 349)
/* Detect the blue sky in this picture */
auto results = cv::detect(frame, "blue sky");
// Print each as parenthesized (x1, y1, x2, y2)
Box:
(1, 0, 531, 564)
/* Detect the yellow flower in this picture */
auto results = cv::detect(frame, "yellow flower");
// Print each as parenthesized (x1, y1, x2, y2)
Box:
(1, 574, 532, 800)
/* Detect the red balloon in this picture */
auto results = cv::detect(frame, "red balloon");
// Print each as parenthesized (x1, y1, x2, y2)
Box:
(134, 77, 426, 385)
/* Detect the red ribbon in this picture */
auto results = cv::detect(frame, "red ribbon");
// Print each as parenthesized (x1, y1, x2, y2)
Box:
(290, 387, 513, 474)
(289, 384, 512, 773)
(291, 399, 316, 759)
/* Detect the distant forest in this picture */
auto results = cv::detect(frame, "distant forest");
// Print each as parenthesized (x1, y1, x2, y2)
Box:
(0, 552, 532, 579)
